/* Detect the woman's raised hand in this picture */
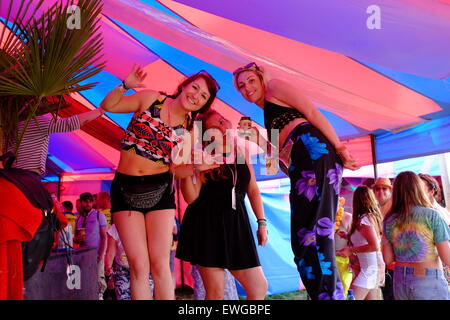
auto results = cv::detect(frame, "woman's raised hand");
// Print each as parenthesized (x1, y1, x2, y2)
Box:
(124, 64, 147, 89)
(337, 146, 361, 170)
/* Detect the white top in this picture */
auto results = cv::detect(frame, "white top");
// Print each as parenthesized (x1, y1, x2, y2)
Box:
(350, 215, 379, 269)
(107, 224, 128, 268)
(433, 200, 450, 226)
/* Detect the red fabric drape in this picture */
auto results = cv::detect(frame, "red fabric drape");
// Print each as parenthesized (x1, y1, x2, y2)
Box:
(0, 178, 43, 300)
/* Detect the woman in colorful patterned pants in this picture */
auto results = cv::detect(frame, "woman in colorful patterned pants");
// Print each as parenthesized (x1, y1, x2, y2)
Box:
(232, 62, 359, 300)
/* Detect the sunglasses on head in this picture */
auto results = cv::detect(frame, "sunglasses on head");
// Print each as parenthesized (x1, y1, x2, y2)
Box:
(232, 62, 260, 76)
(195, 70, 221, 91)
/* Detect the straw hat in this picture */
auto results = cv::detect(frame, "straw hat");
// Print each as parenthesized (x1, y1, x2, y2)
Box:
(372, 177, 392, 189)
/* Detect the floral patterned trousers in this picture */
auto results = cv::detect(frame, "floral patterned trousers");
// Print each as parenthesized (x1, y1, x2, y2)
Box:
(287, 122, 344, 300)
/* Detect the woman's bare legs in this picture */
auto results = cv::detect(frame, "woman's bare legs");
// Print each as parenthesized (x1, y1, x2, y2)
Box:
(113, 211, 152, 300)
(198, 266, 226, 300)
(146, 209, 175, 300)
(231, 267, 268, 300)
(351, 284, 370, 300)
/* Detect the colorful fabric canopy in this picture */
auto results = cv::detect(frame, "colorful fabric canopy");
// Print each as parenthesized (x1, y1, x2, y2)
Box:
(1, 0, 449, 177)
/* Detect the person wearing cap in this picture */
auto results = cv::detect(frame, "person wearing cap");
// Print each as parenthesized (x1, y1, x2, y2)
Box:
(75, 192, 108, 300)
(372, 177, 393, 218)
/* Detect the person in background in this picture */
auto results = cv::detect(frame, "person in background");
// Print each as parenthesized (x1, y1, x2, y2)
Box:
(62, 200, 77, 235)
(0, 108, 104, 299)
(96, 191, 112, 227)
(334, 197, 353, 297)
(419, 173, 450, 286)
(419, 174, 450, 226)
(382, 171, 450, 300)
(337, 186, 385, 300)
(372, 177, 395, 300)
(105, 222, 154, 300)
(372, 178, 393, 218)
(3, 109, 106, 178)
(232, 62, 359, 300)
(190, 265, 239, 300)
(74, 192, 108, 300)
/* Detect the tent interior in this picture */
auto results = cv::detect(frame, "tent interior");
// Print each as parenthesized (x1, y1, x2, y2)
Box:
(1, 0, 450, 296)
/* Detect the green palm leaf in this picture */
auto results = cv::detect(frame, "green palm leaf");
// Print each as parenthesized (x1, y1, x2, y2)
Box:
(0, 0, 105, 154)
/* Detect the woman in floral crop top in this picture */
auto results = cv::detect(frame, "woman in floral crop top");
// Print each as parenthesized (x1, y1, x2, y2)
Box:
(100, 65, 220, 300)
(382, 171, 450, 300)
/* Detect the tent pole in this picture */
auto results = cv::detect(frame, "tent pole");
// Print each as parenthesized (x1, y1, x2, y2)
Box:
(438, 153, 450, 211)
(370, 134, 378, 179)
(57, 174, 62, 201)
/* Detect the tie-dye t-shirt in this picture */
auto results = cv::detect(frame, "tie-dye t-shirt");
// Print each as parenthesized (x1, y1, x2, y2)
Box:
(383, 206, 450, 263)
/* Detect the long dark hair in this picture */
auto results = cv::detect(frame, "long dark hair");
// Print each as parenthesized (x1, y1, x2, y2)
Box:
(349, 186, 383, 239)
(385, 171, 433, 228)
(197, 109, 231, 182)
(162, 71, 219, 130)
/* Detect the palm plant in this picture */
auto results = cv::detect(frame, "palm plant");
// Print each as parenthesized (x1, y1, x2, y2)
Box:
(0, 0, 105, 154)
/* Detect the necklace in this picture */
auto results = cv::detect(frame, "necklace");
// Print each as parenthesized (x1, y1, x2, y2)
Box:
(227, 156, 238, 210)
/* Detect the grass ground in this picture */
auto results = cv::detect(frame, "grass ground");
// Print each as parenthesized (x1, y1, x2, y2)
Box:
(264, 290, 308, 300)
(175, 287, 308, 300)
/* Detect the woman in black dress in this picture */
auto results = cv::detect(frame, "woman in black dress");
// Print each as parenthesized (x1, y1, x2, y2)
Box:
(176, 109, 268, 300)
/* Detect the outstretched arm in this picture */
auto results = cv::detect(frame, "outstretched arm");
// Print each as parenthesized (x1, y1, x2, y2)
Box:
(100, 65, 159, 114)
(243, 148, 268, 246)
(77, 108, 105, 127)
(266, 79, 360, 170)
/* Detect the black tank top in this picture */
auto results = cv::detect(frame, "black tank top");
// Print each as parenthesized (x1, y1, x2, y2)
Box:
(264, 100, 305, 131)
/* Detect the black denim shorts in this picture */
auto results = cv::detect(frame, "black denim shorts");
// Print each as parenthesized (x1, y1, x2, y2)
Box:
(110, 171, 175, 214)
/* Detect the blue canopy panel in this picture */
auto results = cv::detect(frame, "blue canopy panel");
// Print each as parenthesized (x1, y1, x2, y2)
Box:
(393, 154, 442, 177)
(236, 179, 300, 296)
(78, 71, 136, 129)
(139, 0, 189, 22)
(376, 115, 450, 163)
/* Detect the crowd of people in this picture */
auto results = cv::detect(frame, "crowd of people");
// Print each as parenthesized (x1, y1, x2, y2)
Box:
(2, 62, 450, 300)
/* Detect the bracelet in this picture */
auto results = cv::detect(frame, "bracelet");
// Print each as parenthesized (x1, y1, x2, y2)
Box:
(257, 218, 267, 222)
(257, 220, 267, 226)
(122, 80, 130, 91)
(118, 80, 130, 91)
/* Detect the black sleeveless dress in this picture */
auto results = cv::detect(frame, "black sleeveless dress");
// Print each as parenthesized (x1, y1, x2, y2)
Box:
(176, 156, 261, 270)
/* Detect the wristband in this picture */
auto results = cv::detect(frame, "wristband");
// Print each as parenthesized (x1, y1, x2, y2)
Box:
(119, 80, 130, 91)
(257, 220, 267, 226)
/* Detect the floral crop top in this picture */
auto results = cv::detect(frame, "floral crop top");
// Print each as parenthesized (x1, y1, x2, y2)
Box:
(121, 96, 186, 165)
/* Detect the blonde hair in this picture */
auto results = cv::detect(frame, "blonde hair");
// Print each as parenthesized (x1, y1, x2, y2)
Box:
(385, 171, 433, 227)
(232, 62, 268, 91)
(349, 186, 383, 239)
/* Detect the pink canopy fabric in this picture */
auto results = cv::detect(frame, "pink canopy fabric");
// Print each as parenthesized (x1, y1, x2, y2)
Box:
(1, 0, 449, 176)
